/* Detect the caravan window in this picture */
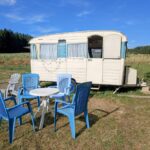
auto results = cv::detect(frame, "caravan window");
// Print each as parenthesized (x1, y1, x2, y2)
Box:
(57, 40, 67, 58)
(121, 42, 127, 58)
(88, 35, 103, 58)
(40, 44, 57, 59)
(30, 44, 37, 59)
(68, 43, 87, 58)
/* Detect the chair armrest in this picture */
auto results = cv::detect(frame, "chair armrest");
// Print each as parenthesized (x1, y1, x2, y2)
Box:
(4, 96, 17, 105)
(7, 101, 32, 112)
(55, 99, 71, 105)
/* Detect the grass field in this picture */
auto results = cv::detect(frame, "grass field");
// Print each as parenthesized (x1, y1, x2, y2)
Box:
(0, 53, 30, 81)
(126, 53, 150, 85)
(0, 53, 150, 150)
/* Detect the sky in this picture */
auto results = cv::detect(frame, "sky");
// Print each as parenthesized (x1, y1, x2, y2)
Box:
(0, 0, 150, 48)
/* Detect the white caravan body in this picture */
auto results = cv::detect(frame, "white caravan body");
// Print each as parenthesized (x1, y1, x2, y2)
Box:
(29, 30, 135, 86)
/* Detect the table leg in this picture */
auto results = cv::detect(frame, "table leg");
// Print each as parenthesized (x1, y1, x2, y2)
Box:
(39, 100, 47, 129)
(39, 99, 48, 129)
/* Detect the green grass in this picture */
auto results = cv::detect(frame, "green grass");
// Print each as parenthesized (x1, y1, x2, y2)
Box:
(126, 53, 150, 85)
(0, 53, 30, 81)
(0, 53, 150, 149)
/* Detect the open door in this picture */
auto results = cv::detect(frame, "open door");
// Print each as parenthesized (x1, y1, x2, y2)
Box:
(87, 35, 103, 84)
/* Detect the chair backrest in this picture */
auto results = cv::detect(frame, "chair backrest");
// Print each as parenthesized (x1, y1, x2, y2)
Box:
(0, 90, 8, 118)
(57, 74, 72, 94)
(22, 73, 39, 95)
(73, 82, 92, 116)
(9, 73, 21, 84)
(5, 73, 21, 97)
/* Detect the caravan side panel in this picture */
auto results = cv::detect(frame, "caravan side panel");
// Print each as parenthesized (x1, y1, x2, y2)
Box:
(67, 58, 87, 82)
(31, 60, 53, 81)
(31, 60, 62, 81)
(102, 59, 125, 85)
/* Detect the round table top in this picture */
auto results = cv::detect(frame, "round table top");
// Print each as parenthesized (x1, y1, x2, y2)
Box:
(29, 87, 59, 97)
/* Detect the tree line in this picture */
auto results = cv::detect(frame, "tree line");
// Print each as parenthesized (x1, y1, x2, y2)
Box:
(0, 29, 32, 53)
(0, 29, 150, 54)
(128, 45, 150, 54)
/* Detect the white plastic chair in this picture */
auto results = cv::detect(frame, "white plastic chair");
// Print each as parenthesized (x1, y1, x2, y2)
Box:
(1, 73, 21, 98)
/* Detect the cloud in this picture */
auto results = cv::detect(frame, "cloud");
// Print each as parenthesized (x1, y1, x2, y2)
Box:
(130, 40, 137, 43)
(125, 20, 135, 25)
(25, 15, 47, 24)
(0, 0, 16, 5)
(4, 13, 48, 24)
(77, 10, 91, 17)
(59, 0, 90, 7)
(112, 18, 120, 22)
(32, 26, 60, 35)
(111, 18, 136, 26)
(5, 13, 24, 21)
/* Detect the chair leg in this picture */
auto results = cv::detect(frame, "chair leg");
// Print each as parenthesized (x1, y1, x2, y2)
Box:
(8, 118, 16, 144)
(69, 115, 76, 139)
(30, 112, 35, 131)
(37, 96, 40, 111)
(62, 96, 66, 106)
(63, 95, 66, 101)
(84, 110, 90, 128)
(18, 97, 23, 104)
(68, 96, 71, 103)
(18, 117, 22, 126)
(5, 89, 8, 98)
(0, 116, 2, 127)
(54, 102, 58, 131)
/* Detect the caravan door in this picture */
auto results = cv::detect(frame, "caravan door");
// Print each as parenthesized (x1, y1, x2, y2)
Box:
(103, 34, 124, 85)
(87, 35, 103, 84)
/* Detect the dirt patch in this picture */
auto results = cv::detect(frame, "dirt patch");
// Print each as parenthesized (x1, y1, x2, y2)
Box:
(0, 96, 150, 150)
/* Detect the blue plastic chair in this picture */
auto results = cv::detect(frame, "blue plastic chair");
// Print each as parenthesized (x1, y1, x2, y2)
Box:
(50, 74, 75, 102)
(18, 73, 40, 110)
(54, 82, 92, 139)
(0, 91, 35, 144)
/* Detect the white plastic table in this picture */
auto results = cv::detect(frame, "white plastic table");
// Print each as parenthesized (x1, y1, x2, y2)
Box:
(29, 87, 59, 129)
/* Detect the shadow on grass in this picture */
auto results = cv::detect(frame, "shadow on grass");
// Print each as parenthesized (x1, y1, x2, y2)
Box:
(54, 107, 119, 138)
(2, 107, 119, 142)
(76, 107, 119, 137)
(119, 87, 141, 93)
(89, 107, 119, 121)
(90, 85, 142, 95)
(34, 112, 54, 130)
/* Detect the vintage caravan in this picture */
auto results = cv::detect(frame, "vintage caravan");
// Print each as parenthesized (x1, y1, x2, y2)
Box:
(29, 30, 137, 87)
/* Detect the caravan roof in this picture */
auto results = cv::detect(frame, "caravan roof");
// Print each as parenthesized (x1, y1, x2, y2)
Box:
(29, 30, 127, 44)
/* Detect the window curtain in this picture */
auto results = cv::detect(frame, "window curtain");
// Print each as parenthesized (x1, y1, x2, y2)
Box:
(67, 43, 87, 58)
(40, 44, 57, 59)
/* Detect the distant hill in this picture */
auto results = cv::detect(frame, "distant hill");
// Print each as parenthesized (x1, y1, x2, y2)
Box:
(0, 29, 32, 53)
(128, 45, 150, 54)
